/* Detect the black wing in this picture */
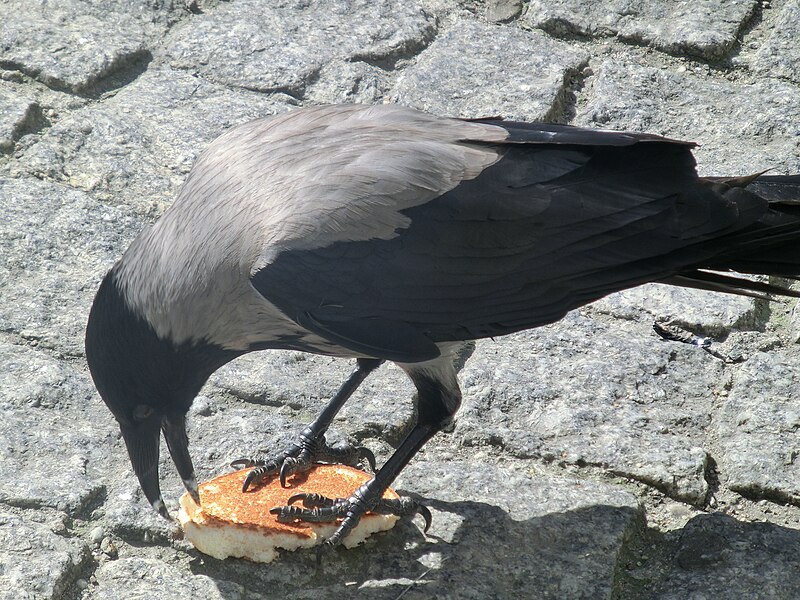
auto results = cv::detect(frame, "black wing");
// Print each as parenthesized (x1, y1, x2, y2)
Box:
(251, 124, 765, 362)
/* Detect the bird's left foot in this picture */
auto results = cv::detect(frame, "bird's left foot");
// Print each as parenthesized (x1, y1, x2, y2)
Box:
(230, 425, 376, 491)
(270, 480, 432, 550)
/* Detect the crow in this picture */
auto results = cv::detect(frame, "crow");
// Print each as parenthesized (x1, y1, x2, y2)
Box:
(85, 103, 800, 549)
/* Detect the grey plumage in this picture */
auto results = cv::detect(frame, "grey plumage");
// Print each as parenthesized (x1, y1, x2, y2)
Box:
(114, 104, 503, 352)
(85, 103, 800, 545)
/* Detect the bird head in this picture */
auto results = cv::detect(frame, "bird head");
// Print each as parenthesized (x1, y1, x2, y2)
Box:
(85, 270, 235, 518)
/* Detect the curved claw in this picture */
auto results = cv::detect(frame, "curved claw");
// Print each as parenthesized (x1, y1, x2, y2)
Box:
(279, 458, 297, 488)
(183, 475, 201, 506)
(242, 467, 266, 492)
(269, 505, 304, 523)
(415, 503, 433, 533)
(230, 458, 258, 469)
(287, 492, 337, 509)
(358, 446, 377, 472)
(287, 492, 309, 506)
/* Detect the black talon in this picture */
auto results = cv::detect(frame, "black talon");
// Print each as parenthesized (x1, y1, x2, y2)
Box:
(359, 446, 377, 472)
(287, 492, 325, 507)
(416, 503, 433, 533)
(289, 493, 342, 508)
(242, 466, 266, 492)
(287, 493, 304, 505)
(269, 505, 297, 522)
(267, 484, 430, 550)
(279, 461, 290, 488)
(234, 433, 373, 491)
(230, 359, 385, 500)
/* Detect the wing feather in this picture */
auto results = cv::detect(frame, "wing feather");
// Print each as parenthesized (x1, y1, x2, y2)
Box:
(248, 110, 761, 361)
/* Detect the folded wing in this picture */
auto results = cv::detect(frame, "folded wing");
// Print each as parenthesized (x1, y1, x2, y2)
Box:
(251, 117, 766, 362)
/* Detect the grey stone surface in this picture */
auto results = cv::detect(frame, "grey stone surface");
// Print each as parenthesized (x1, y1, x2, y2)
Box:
(751, 0, 800, 84)
(11, 67, 291, 210)
(485, 0, 524, 23)
(388, 461, 642, 600)
(0, 342, 114, 514)
(0, 85, 40, 153)
(715, 352, 800, 503)
(524, 0, 757, 60)
(649, 514, 800, 599)
(591, 282, 759, 335)
(0, 178, 141, 354)
(577, 60, 800, 175)
(207, 352, 417, 447)
(0, 508, 89, 600)
(393, 20, 588, 120)
(305, 60, 390, 105)
(455, 312, 719, 504)
(93, 557, 246, 600)
(163, 0, 436, 97)
(1, 0, 799, 598)
(0, 2, 149, 93)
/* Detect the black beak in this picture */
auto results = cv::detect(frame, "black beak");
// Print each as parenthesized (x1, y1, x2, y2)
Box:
(121, 412, 200, 519)
(121, 418, 170, 518)
(162, 412, 201, 506)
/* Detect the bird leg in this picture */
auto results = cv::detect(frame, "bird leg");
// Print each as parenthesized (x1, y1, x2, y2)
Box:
(269, 422, 438, 547)
(269, 360, 461, 550)
(271, 492, 431, 530)
(231, 358, 383, 491)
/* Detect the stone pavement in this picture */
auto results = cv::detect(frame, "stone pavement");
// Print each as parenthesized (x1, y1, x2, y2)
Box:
(1, 0, 799, 598)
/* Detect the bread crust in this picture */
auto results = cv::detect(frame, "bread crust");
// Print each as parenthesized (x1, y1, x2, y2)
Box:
(178, 465, 399, 562)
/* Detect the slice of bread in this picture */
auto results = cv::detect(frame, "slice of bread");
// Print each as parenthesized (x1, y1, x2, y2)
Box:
(178, 465, 398, 562)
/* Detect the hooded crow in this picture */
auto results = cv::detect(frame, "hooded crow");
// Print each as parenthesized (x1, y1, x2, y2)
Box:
(85, 103, 800, 548)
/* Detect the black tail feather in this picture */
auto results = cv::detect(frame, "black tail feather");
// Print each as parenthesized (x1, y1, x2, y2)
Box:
(663, 270, 800, 301)
(667, 174, 800, 298)
(745, 175, 800, 205)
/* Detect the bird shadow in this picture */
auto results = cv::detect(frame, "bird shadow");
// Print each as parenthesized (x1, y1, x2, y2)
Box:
(184, 494, 632, 599)
(184, 492, 800, 599)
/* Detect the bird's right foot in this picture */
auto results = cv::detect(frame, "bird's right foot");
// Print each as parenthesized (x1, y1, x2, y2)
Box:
(230, 426, 376, 491)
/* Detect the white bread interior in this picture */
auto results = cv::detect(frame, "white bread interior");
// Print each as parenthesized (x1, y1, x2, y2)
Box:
(178, 465, 399, 562)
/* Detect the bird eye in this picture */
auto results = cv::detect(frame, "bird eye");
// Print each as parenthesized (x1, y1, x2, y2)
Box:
(133, 404, 155, 421)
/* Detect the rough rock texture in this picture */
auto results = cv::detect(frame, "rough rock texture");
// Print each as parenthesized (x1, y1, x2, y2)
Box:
(456, 312, 718, 504)
(0, 508, 89, 600)
(393, 20, 588, 121)
(0, 1, 155, 93)
(577, 59, 800, 175)
(11, 68, 291, 211)
(751, 0, 800, 84)
(648, 513, 800, 599)
(163, 0, 436, 97)
(715, 352, 800, 504)
(92, 557, 247, 600)
(0, 85, 41, 153)
(1, 0, 800, 599)
(524, 0, 758, 60)
(0, 178, 141, 354)
(485, 0, 524, 23)
(592, 283, 758, 335)
(0, 343, 113, 514)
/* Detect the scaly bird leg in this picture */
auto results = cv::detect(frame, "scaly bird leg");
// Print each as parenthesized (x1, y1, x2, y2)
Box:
(271, 492, 431, 531)
(231, 358, 383, 490)
(269, 422, 438, 547)
(268, 358, 461, 551)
